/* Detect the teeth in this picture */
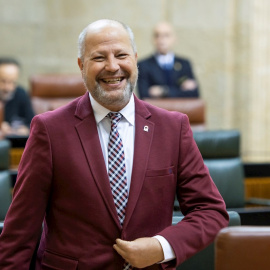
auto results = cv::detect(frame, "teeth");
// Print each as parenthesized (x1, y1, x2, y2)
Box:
(102, 78, 122, 84)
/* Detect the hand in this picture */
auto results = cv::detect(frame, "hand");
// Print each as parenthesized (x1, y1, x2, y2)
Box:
(148, 85, 167, 97)
(1, 121, 12, 136)
(181, 79, 197, 91)
(1, 121, 30, 136)
(113, 237, 164, 268)
(15, 125, 30, 135)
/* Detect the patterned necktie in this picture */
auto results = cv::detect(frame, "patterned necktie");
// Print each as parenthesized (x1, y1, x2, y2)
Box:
(123, 261, 133, 270)
(108, 113, 133, 270)
(107, 112, 129, 227)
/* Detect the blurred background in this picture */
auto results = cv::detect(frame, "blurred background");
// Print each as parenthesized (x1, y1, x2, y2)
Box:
(1, 0, 270, 163)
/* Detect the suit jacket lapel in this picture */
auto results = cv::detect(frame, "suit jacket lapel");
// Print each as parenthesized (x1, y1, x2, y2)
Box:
(123, 96, 154, 229)
(74, 93, 121, 229)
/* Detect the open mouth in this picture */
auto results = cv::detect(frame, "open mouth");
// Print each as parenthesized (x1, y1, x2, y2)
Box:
(101, 77, 124, 84)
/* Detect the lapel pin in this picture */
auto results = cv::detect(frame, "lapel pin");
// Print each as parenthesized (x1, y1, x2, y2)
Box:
(174, 62, 182, 71)
(143, 126, 149, 132)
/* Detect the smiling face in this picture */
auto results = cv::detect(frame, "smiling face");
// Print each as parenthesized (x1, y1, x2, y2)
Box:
(78, 22, 138, 112)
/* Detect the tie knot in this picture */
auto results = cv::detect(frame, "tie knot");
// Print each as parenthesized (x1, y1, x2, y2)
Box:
(108, 112, 122, 128)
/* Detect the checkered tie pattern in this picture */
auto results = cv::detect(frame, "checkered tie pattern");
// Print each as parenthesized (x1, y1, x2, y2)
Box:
(123, 261, 133, 270)
(108, 113, 133, 270)
(108, 112, 129, 227)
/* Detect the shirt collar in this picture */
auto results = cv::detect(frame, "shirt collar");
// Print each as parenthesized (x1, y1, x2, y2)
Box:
(89, 92, 135, 126)
(155, 52, 175, 66)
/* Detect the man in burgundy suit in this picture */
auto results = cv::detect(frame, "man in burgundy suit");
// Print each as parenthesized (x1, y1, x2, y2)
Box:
(0, 19, 228, 269)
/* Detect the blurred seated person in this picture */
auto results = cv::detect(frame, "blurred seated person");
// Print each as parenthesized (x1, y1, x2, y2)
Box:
(0, 57, 34, 136)
(138, 21, 199, 98)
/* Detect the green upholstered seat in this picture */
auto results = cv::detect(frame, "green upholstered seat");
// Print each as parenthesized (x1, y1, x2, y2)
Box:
(0, 171, 12, 221)
(204, 158, 245, 208)
(193, 130, 245, 207)
(193, 130, 240, 158)
(0, 139, 11, 170)
(0, 139, 12, 223)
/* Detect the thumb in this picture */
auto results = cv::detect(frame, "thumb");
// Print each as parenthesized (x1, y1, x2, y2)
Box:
(115, 238, 130, 249)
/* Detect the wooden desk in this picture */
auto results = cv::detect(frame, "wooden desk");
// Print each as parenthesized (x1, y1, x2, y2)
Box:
(245, 177, 270, 199)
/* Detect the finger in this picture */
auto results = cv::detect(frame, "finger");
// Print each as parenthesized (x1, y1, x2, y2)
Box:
(115, 238, 130, 250)
(113, 243, 127, 259)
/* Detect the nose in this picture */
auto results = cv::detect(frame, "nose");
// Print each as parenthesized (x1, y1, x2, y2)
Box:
(105, 56, 119, 72)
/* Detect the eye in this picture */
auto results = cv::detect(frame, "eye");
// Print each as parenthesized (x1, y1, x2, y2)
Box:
(92, 56, 104, 62)
(117, 54, 128, 59)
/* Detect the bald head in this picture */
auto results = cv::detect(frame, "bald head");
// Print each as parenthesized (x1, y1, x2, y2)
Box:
(153, 21, 176, 54)
(78, 19, 136, 61)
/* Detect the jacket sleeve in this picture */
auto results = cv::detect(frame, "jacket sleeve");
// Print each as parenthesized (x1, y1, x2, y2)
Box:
(0, 115, 53, 270)
(158, 114, 229, 268)
(170, 59, 199, 98)
(137, 61, 153, 99)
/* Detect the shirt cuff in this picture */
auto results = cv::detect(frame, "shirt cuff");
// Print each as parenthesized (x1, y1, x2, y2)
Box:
(153, 235, 176, 263)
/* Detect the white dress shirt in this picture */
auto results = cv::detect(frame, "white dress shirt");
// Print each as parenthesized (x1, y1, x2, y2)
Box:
(89, 93, 175, 263)
(156, 52, 175, 69)
(89, 93, 135, 193)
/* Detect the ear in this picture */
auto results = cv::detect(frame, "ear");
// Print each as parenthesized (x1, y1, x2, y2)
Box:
(77, 58, 84, 78)
(78, 58, 83, 71)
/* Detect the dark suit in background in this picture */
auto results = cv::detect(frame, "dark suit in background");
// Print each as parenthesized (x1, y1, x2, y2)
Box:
(4, 86, 35, 127)
(138, 55, 199, 99)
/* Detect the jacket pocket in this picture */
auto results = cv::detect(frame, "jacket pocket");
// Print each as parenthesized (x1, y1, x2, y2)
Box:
(145, 166, 174, 177)
(41, 250, 78, 270)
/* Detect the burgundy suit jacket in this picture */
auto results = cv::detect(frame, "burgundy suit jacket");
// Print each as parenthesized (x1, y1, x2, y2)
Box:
(0, 93, 228, 269)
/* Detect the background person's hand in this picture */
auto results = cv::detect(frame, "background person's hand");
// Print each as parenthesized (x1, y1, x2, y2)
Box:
(1, 121, 12, 136)
(148, 85, 167, 97)
(1, 121, 29, 136)
(181, 79, 197, 91)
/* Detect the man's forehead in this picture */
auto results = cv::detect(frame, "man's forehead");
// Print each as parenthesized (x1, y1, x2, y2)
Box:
(85, 24, 130, 49)
(154, 22, 173, 35)
(0, 64, 19, 73)
(87, 20, 124, 35)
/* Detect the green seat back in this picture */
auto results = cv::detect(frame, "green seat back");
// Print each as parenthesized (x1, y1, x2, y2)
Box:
(193, 130, 240, 158)
(0, 171, 12, 221)
(0, 140, 10, 170)
(193, 130, 245, 208)
(204, 158, 245, 208)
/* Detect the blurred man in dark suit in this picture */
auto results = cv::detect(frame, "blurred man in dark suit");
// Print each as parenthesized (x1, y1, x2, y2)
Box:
(0, 58, 34, 136)
(138, 22, 199, 99)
